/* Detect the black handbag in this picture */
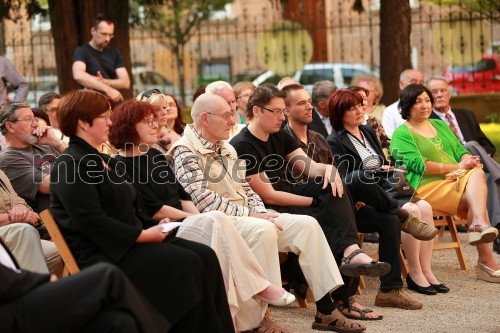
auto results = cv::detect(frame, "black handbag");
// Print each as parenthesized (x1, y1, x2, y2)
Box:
(366, 168, 415, 198)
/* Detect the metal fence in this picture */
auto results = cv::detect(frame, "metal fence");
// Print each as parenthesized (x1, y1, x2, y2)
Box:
(2, 0, 499, 106)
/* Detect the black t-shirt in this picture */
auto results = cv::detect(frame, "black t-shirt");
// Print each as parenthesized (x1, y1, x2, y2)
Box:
(229, 127, 300, 191)
(73, 44, 124, 79)
(114, 148, 191, 217)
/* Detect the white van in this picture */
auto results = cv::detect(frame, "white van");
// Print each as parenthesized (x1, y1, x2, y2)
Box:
(294, 63, 377, 93)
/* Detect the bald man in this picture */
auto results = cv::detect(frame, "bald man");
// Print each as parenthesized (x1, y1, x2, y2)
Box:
(168, 93, 369, 333)
(382, 69, 424, 138)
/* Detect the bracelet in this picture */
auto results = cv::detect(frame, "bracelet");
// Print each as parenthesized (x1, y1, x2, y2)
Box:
(54, 140, 64, 151)
(439, 163, 444, 174)
(6, 211, 12, 223)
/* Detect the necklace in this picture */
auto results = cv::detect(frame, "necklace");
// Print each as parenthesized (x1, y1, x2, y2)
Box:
(406, 121, 451, 162)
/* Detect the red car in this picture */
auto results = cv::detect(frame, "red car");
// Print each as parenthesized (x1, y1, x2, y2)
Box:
(445, 54, 500, 94)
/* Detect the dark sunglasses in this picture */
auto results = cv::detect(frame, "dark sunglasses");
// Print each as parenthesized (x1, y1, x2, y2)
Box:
(140, 89, 161, 100)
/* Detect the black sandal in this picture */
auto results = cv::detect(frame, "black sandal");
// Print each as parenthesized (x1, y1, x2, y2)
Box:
(339, 248, 391, 277)
(338, 297, 383, 321)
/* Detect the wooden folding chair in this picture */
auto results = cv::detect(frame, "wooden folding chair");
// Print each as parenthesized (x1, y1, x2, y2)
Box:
(432, 210, 468, 271)
(40, 210, 80, 277)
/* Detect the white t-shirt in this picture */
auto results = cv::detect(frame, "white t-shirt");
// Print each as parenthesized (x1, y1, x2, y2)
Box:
(381, 100, 404, 139)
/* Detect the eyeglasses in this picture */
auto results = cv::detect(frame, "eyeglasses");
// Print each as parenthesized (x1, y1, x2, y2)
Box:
(12, 117, 39, 125)
(206, 111, 236, 121)
(257, 105, 287, 117)
(143, 117, 158, 127)
(140, 89, 161, 100)
(97, 110, 113, 121)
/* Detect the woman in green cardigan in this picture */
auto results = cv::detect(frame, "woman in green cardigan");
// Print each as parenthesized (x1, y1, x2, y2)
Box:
(390, 84, 499, 283)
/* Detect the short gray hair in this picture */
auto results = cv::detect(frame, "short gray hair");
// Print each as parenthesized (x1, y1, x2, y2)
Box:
(426, 75, 449, 86)
(205, 81, 233, 95)
(311, 80, 337, 107)
(0, 102, 30, 134)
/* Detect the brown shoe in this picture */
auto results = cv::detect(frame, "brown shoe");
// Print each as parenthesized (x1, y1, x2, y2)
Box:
(400, 215, 438, 241)
(375, 289, 423, 310)
(243, 316, 291, 333)
(312, 308, 366, 332)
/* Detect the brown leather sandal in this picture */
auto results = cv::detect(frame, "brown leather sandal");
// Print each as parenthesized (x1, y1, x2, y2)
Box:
(242, 316, 291, 333)
(338, 297, 383, 321)
(312, 308, 366, 332)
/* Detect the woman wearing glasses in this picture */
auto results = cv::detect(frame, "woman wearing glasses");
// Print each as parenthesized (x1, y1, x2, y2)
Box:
(137, 89, 185, 151)
(49, 90, 235, 332)
(390, 84, 499, 283)
(109, 99, 295, 331)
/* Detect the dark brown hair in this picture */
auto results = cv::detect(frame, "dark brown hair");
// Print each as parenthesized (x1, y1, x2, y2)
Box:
(109, 100, 158, 149)
(246, 83, 286, 119)
(58, 90, 110, 137)
(328, 89, 363, 131)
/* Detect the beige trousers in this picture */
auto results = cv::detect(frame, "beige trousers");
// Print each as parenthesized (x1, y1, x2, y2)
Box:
(0, 223, 48, 273)
(176, 211, 269, 331)
(41, 239, 64, 276)
(229, 213, 344, 302)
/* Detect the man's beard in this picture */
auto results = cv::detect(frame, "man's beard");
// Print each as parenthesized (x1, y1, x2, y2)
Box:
(22, 134, 39, 145)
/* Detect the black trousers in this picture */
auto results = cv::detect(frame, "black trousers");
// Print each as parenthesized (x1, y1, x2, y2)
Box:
(346, 170, 404, 290)
(5, 263, 170, 333)
(118, 237, 234, 333)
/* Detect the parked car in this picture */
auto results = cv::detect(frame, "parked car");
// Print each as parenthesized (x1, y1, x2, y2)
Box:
(252, 63, 377, 92)
(445, 54, 500, 94)
(132, 67, 176, 97)
(294, 63, 377, 93)
(252, 70, 283, 87)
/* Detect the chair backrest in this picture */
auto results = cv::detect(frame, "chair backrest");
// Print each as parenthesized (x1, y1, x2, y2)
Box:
(39, 210, 80, 276)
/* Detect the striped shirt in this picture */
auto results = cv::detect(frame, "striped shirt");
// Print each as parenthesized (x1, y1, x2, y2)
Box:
(170, 131, 267, 216)
(347, 131, 382, 170)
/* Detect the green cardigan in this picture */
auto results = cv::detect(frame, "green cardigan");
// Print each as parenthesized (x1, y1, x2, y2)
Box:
(390, 119, 470, 189)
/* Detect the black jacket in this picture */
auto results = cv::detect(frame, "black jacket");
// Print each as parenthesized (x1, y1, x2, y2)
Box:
(49, 136, 155, 268)
(307, 109, 329, 138)
(327, 125, 388, 178)
(430, 108, 495, 156)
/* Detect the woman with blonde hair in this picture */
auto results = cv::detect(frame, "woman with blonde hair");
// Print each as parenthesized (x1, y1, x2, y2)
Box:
(137, 89, 185, 151)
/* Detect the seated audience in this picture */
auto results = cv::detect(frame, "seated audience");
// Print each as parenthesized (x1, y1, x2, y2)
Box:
(205, 81, 245, 139)
(0, 169, 62, 275)
(348, 86, 390, 149)
(382, 69, 424, 138)
(309, 80, 337, 137)
(109, 100, 294, 331)
(49, 90, 234, 332)
(32, 107, 50, 127)
(426, 76, 499, 235)
(0, 102, 68, 212)
(326, 88, 447, 297)
(0, 241, 170, 333)
(137, 89, 185, 151)
(390, 84, 500, 283)
(169, 93, 370, 333)
(352, 73, 386, 121)
(233, 81, 255, 124)
(38, 92, 69, 143)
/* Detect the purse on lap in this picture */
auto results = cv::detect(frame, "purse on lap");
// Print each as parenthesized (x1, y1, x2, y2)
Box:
(365, 168, 415, 198)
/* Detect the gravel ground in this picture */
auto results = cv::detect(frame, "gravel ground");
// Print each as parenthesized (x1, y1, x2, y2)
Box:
(269, 232, 500, 333)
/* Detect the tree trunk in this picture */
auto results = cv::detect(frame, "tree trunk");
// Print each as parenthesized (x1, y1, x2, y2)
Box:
(380, 0, 411, 105)
(48, 0, 132, 98)
(175, 44, 186, 106)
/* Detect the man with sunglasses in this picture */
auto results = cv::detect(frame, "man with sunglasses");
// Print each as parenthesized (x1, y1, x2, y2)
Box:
(73, 14, 130, 103)
(0, 103, 67, 213)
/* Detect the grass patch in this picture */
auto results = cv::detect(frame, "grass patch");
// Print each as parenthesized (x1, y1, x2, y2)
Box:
(480, 123, 500, 163)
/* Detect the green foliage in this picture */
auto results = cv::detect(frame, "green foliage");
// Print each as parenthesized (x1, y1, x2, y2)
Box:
(134, 0, 231, 50)
(424, 0, 500, 14)
(485, 112, 499, 123)
(0, 0, 47, 21)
